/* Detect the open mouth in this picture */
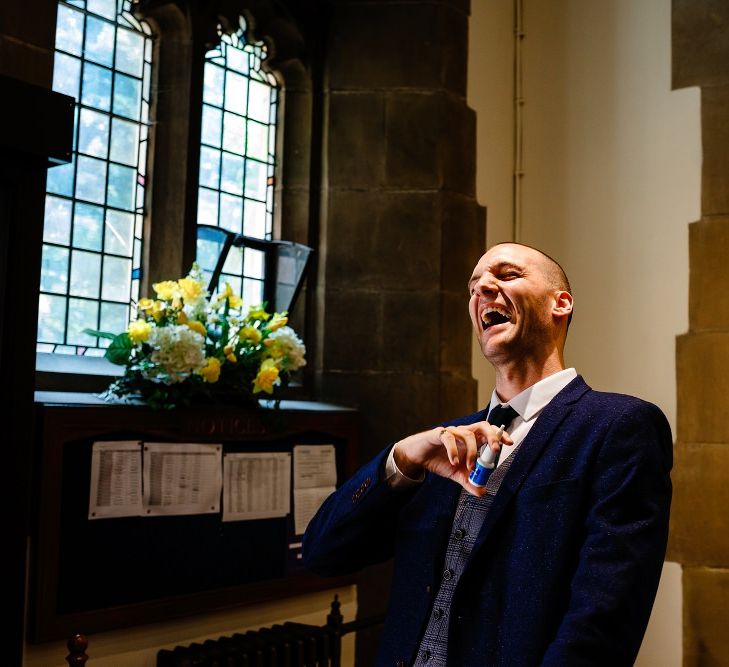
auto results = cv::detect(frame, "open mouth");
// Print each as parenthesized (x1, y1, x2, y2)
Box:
(481, 305, 512, 330)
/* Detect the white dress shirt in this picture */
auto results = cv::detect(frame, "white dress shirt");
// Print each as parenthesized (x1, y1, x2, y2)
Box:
(385, 368, 578, 486)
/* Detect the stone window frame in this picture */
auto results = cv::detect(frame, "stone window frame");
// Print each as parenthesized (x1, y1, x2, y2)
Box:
(36, 0, 317, 395)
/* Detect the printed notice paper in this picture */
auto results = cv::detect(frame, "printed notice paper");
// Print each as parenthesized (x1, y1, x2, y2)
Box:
(293, 444, 337, 535)
(143, 443, 222, 516)
(89, 441, 335, 527)
(293, 444, 337, 488)
(88, 441, 143, 519)
(222, 452, 291, 522)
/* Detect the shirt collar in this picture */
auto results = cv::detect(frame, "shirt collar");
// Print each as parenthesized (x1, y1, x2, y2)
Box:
(488, 368, 577, 422)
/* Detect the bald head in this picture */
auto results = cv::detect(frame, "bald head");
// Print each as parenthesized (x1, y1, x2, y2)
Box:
(489, 242, 573, 326)
(492, 243, 570, 290)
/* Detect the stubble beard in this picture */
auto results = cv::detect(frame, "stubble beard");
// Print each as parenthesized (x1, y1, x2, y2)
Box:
(480, 317, 553, 370)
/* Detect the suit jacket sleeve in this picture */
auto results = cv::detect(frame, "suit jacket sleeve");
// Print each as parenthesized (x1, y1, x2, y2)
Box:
(541, 400, 673, 666)
(301, 445, 422, 576)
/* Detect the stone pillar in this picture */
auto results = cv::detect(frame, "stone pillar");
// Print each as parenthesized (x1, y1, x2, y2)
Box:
(317, 0, 483, 449)
(669, 2, 729, 664)
(314, 1, 483, 662)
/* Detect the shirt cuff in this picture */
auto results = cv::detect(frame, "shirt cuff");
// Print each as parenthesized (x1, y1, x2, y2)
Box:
(384, 444, 426, 488)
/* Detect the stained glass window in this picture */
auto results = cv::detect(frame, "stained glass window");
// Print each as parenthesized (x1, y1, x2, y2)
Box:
(196, 21, 279, 307)
(39, 0, 152, 355)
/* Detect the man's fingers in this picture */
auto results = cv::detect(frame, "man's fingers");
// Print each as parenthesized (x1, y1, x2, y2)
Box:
(439, 429, 460, 466)
(454, 470, 487, 497)
(459, 429, 480, 470)
(440, 427, 480, 470)
(467, 421, 514, 450)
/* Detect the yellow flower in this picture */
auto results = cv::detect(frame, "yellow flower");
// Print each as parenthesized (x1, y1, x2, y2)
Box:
(247, 305, 271, 321)
(153, 301, 167, 321)
(240, 326, 262, 344)
(138, 298, 155, 313)
(252, 358, 280, 394)
(226, 352, 237, 363)
(177, 310, 188, 324)
(199, 357, 221, 383)
(219, 282, 243, 309)
(263, 339, 285, 364)
(178, 276, 205, 304)
(139, 299, 166, 322)
(187, 320, 207, 337)
(267, 313, 288, 331)
(153, 280, 179, 302)
(127, 319, 152, 343)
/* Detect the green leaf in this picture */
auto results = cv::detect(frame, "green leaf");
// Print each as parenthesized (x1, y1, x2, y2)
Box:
(104, 333, 134, 365)
(82, 328, 118, 341)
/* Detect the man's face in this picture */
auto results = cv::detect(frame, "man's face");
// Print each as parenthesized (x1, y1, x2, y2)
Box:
(468, 244, 562, 364)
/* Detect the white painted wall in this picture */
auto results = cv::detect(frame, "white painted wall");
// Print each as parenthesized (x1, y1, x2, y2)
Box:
(468, 1, 701, 664)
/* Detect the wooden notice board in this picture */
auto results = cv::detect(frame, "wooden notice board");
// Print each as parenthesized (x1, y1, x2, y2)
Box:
(30, 393, 360, 642)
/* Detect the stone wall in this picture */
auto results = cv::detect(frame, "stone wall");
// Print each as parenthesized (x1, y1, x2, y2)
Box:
(669, 1, 729, 664)
(317, 0, 482, 453)
(314, 1, 484, 662)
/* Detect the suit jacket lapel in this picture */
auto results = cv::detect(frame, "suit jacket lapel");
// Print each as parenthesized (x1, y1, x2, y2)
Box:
(469, 376, 591, 556)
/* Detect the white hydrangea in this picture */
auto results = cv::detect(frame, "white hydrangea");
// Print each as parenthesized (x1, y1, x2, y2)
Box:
(146, 325, 206, 383)
(184, 298, 208, 322)
(268, 326, 307, 371)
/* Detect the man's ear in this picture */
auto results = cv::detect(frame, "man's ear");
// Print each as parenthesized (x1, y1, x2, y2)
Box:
(553, 290, 573, 321)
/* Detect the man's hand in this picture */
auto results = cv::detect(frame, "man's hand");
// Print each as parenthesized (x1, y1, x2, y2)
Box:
(393, 422, 513, 495)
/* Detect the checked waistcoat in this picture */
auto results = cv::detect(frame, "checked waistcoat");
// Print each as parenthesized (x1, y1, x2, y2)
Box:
(413, 408, 520, 666)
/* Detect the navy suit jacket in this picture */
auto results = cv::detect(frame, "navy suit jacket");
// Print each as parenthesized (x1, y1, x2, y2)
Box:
(302, 377, 673, 666)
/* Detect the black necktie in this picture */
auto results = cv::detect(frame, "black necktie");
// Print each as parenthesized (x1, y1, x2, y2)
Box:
(483, 404, 519, 469)
(486, 404, 519, 430)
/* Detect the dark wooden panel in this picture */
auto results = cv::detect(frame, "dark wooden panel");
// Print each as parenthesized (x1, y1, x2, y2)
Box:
(29, 396, 360, 642)
(0, 74, 73, 165)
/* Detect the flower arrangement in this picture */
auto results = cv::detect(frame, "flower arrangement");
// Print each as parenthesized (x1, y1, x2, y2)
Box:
(87, 264, 306, 409)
